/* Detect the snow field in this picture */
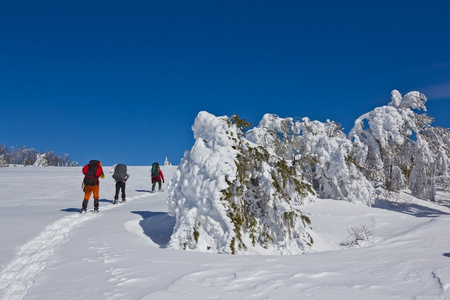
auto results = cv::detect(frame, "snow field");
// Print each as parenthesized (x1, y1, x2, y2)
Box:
(0, 166, 450, 299)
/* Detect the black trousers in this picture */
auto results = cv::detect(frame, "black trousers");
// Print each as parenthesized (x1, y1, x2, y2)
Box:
(152, 178, 162, 191)
(115, 181, 126, 200)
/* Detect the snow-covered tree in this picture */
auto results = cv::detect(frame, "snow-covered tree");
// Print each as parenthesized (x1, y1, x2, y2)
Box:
(0, 155, 7, 167)
(33, 153, 49, 167)
(297, 118, 375, 205)
(349, 89, 450, 201)
(164, 157, 172, 166)
(247, 114, 375, 206)
(168, 90, 449, 256)
(168, 112, 315, 255)
(349, 90, 432, 190)
(23, 148, 37, 166)
(0, 144, 76, 166)
(410, 126, 450, 200)
(61, 153, 70, 167)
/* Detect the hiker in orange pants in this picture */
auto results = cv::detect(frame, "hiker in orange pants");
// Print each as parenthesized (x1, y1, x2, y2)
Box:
(81, 160, 104, 213)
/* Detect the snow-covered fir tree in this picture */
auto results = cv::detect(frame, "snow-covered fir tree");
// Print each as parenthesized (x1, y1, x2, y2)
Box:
(168, 112, 315, 255)
(33, 153, 49, 167)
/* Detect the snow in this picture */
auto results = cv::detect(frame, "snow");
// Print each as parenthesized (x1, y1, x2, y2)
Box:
(1, 166, 450, 299)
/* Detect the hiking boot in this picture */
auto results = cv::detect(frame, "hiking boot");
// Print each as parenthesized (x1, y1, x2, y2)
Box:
(94, 207, 99, 213)
(81, 199, 88, 213)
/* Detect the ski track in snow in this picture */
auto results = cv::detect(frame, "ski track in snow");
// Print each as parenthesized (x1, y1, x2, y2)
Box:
(0, 192, 155, 300)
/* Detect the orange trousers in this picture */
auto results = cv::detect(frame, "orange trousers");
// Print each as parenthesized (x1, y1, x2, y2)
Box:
(84, 185, 100, 201)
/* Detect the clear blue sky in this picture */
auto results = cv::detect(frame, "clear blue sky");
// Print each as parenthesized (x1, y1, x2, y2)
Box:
(1, 0, 449, 166)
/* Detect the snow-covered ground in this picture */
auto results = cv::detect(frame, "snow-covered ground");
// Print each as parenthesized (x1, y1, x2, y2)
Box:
(1, 166, 450, 299)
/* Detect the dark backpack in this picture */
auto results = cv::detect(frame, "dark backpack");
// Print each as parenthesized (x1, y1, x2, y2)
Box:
(83, 160, 99, 186)
(112, 163, 127, 181)
(151, 162, 159, 177)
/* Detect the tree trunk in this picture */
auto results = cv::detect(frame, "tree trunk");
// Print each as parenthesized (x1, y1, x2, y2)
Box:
(386, 159, 393, 191)
(430, 164, 436, 202)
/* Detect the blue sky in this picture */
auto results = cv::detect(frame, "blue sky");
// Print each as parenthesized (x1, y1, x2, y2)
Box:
(1, 0, 449, 166)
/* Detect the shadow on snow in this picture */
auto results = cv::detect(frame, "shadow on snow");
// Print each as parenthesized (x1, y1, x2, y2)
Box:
(61, 208, 81, 213)
(131, 211, 176, 248)
(61, 199, 112, 213)
(99, 198, 113, 203)
(374, 199, 450, 218)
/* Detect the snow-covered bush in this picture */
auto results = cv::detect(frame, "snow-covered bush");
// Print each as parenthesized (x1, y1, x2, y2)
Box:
(341, 224, 374, 248)
(33, 154, 48, 167)
(168, 112, 315, 255)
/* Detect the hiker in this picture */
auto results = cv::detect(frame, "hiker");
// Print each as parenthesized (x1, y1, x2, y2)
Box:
(151, 162, 164, 192)
(81, 159, 105, 213)
(112, 163, 130, 204)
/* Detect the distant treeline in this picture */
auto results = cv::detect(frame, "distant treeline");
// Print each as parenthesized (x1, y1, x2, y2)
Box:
(0, 143, 78, 167)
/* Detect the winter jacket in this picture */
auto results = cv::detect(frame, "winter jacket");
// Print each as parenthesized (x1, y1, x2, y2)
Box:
(82, 160, 104, 186)
(152, 170, 164, 182)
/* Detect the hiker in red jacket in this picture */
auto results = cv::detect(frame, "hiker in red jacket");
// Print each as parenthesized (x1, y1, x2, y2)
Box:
(82, 159, 104, 213)
(151, 162, 164, 192)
